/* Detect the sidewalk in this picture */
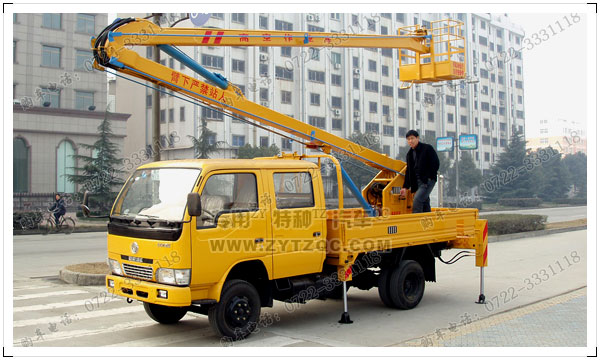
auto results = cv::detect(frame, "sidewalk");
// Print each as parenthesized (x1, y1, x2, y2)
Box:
(397, 287, 587, 347)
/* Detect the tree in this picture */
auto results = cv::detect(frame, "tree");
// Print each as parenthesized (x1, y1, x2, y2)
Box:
(529, 147, 569, 201)
(337, 132, 381, 191)
(447, 151, 483, 197)
(563, 152, 587, 197)
(237, 144, 280, 159)
(67, 111, 125, 212)
(484, 131, 536, 202)
(189, 119, 220, 159)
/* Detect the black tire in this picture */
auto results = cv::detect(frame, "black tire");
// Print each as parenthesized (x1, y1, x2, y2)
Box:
(208, 279, 260, 340)
(143, 302, 187, 324)
(377, 267, 395, 308)
(389, 260, 425, 310)
(61, 217, 76, 235)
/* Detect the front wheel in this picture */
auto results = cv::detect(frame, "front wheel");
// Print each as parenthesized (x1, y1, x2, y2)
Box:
(143, 302, 187, 324)
(208, 279, 261, 340)
(61, 217, 76, 235)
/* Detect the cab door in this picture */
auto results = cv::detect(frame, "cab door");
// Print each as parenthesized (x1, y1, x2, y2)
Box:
(190, 171, 272, 287)
(267, 169, 326, 279)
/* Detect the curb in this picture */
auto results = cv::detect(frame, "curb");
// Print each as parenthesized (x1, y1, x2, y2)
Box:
(59, 267, 107, 286)
(13, 225, 107, 236)
(488, 225, 587, 243)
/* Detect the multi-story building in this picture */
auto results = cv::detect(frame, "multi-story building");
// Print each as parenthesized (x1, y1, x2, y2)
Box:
(13, 13, 130, 205)
(527, 118, 587, 156)
(115, 13, 525, 176)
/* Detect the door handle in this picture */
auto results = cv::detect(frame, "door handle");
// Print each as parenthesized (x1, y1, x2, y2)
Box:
(313, 232, 321, 237)
(255, 238, 264, 243)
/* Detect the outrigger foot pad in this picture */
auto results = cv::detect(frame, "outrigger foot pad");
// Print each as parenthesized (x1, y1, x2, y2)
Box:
(339, 312, 353, 324)
(476, 294, 486, 304)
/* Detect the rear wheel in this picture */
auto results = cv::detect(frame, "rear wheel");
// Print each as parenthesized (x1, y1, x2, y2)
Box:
(61, 217, 76, 235)
(143, 302, 187, 324)
(377, 267, 395, 308)
(208, 279, 260, 340)
(389, 260, 425, 310)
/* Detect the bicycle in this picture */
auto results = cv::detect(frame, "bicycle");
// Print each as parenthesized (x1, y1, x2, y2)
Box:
(38, 210, 76, 235)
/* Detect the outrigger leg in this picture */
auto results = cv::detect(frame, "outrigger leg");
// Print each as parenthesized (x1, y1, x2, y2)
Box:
(476, 266, 486, 304)
(338, 280, 353, 324)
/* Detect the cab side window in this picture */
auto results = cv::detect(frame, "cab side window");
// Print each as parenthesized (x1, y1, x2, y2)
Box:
(199, 173, 258, 227)
(273, 172, 314, 209)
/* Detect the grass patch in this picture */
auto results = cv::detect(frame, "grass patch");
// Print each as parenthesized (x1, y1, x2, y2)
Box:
(65, 262, 110, 275)
(480, 214, 547, 235)
(545, 218, 587, 230)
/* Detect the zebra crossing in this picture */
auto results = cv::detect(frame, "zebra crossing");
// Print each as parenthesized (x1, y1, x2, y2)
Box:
(12, 278, 311, 347)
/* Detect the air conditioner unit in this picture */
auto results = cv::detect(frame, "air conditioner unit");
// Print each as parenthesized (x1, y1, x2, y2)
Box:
(333, 109, 341, 117)
(260, 101, 269, 107)
(334, 63, 341, 69)
(306, 14, 314, 21)
(314, 15, 320, 21)
(499, 100, 505, 106)
(259, 54, 269, 62)
(353, 68, 361, 75)
(353, 111, 360, 118)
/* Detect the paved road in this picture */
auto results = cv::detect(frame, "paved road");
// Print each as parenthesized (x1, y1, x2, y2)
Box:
(11, 230, 587, 348)
(481, 206, 587, 223)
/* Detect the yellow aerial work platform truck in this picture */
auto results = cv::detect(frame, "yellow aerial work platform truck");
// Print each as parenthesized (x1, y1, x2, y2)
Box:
(84, 17, 488, 340)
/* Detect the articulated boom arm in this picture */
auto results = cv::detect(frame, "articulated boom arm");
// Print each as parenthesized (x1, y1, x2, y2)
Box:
(93, 17, 466, 215)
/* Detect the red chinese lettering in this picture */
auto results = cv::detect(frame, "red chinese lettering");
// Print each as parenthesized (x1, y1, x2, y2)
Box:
(240, 33, 249, 42)
(262, 33, 271, 42)
(199, 84, 209, 95)
(284, 33, 292, 42)
(190, 79, 200, 89)
(170, 71, 180, 84)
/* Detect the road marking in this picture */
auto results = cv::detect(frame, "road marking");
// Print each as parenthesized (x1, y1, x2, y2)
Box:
(13, 305, 143, 328)
(240, 335, 305, 347)
(13, 290, 89, 301)
(106, 326, 213, 347)
(13, 285, 54, 291)
(268, 328, 355, 347)
(14, 320, 156, 346)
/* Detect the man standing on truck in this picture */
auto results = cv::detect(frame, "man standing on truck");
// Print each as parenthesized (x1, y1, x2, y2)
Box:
(400, 130, 440, 213)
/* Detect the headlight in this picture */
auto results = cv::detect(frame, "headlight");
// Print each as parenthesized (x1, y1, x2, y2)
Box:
(108, 259, 123, 275)
(156, 268, 190, 286)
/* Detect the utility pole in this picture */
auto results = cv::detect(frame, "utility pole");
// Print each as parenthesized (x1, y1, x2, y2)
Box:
(455, 83, 460, 202)
(152, 13, 162, 161)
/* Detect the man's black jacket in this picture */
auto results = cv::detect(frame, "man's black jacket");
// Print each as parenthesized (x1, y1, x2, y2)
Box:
(402, 142, 440, 193)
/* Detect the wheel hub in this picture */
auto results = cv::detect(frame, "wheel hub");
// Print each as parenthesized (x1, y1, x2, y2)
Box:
(226, 296, 251, 327)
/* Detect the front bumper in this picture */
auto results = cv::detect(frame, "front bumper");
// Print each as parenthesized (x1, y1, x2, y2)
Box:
(106, 274, 192, 307)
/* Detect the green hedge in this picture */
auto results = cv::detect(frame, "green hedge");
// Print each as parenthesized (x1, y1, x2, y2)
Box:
(553, 198, 587, 205)
(480, 214, 547, 235)
(445, 201, 483, 210)
(76, 210, 109, 218)
(13, 211, 44, 230)
(497, 198, 542, 207)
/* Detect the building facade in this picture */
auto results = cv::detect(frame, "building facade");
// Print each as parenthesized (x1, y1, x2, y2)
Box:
(115, 13, 526, 175)
(13, 13, 130, 204)
(527, 118, 587, 156)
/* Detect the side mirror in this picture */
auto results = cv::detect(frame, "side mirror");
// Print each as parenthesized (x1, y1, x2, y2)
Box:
(187, 193, 202, 216)
(80, 191, 91, 218)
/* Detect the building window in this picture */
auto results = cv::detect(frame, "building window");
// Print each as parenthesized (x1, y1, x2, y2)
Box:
(180, 106, 185, 122)
(275, 66, 293, 81)
(353, 78, 360, 89)
(259, 16, 268, 29)
(331, 74, 342, 86)
(309, 47, 320, 61)
(460, 98, 467, 108)
(381, 65, 389, 77)
(382, 105, 390, 116)
(398, 88, 407, 99)
(398, 107, 407, 118)
(428, 112, 435, 122)
(517, 66, 522, 75)
(75, 50, 91, 70)
(365, 122, 379, 134)
(74, 90, 93, 110)
(281, 90, 292, 104)
(281, 138, 292, 150)
(352, 56, 359, 68)
(310, 93, 320, 106)
(416, 110, 421, 121)
(330, 13, 341, 21)
(13, 138, 29, 193)
(331, 96, 342, 109)
(396, 13, 405, 22)
(498, 75, 505, 84)
(492, 105, 497, 115)
(232, 135, 245, 147)
(516, 110, 524, 119)
(201, 54, 224, 70)
(398, 127, 408, 137)
(369, 101, 378, 113)
(383, 125, 394, 137)
(38, 87, 60, 108)
(56, 140, 76, 194)
(42, 13, 61, 29)
(232, 59, 245, 73)
(146, 94, 152, 107)
(41, 45, 61, 68)
(259, 63, 269, 76)
(76, 14, 95, 34)
(381, 48, 393, 58)
(259, 136, 269, 148)
(146, 47, 153, 58)
(260, 46, 269, 53)
(365, 80, 378, 92)
(515, 80, 523, 89)
(307, 24, 324, 32)
(202, 107, 224, 121)
(281, 47, 291, 57)
(211, 13, 224, 20)
(447, 113, 454, 123)
(275, 19, 293, 31)
(231, 13, 246, 24)
(309, 116, 325, 129)
(331, 52, 341, 66)
(481, 102, 490, 112)
(518, 95, 523, 105)
(167, 108, 173, 123)
(480, 68, 488, 79)
(260, 88, 269, 102)
(368, 60, 377, 72)
(479, 35, 487, 46)
(382, 85, 393, 97)
(308, 70, 325, 83)
(332, 118, 342, 130)
(160, 109, 166, 123)
(13, 40, 17, 63)
(484, 152, 490, 162)
(461, 115, 467, 125)
(446, 95, 456, 106)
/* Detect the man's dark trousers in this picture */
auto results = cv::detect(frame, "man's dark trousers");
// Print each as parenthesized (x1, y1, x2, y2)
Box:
(412, 178, 436, 213)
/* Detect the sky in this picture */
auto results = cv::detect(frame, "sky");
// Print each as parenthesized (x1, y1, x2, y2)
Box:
(508, 13, 587, 137)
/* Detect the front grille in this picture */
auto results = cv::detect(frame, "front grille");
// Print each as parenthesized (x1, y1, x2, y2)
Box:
(122, 263, 153, 280)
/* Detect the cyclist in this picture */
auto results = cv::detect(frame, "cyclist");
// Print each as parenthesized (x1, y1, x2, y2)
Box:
(49, 193, 66, 227)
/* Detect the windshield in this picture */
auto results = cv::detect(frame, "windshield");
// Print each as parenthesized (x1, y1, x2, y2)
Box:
(112, 168, 201, 222)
